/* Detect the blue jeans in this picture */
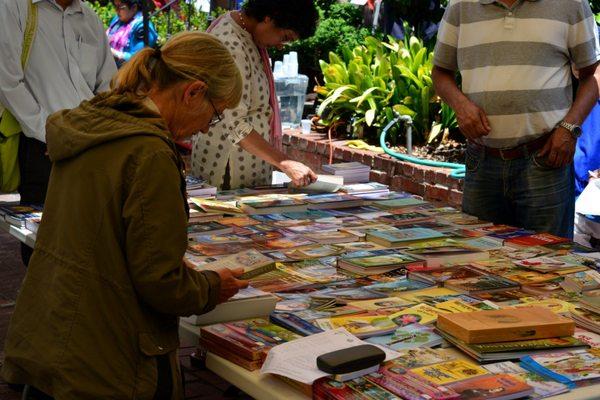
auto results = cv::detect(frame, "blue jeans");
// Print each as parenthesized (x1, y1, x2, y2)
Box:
(462, 143, 574, 239)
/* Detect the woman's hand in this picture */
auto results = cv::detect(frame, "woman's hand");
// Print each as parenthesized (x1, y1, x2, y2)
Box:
(279, 160, 317, 187)
(216, 268, 249, 303)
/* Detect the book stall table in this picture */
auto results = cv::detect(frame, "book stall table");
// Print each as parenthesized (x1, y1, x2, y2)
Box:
(179, 320, 600, 400)
(4, 186, 600, 400)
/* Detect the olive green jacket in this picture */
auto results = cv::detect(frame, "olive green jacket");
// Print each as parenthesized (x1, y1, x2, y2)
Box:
(1, 93, 221, 399)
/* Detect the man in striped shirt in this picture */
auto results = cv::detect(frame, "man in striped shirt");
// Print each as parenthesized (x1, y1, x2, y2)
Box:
(433, 0, 600, 238)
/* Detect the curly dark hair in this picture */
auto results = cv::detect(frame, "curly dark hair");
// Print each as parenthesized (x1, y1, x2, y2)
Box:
(114, 0, 143, 9)
(242, 0, 319, 40)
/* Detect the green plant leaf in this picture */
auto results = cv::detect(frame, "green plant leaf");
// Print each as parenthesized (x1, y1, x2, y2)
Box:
(365, 109, 376, 126)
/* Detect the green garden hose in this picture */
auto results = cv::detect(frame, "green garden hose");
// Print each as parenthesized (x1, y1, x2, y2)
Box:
(379, 114, 466, 179)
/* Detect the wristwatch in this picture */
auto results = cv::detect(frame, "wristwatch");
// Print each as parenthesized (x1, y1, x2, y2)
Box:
(557, 120, 582, 139)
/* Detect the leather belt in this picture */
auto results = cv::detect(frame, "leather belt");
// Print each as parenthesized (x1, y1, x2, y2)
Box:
(468, 134, 551, 160)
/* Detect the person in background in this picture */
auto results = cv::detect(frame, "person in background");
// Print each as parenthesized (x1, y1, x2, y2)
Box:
(107, 0, 158, 67)
(0, 0, 117, 266)
(2, 31, 247, 399)
(432, 0, 600, 238)
(191, 0, 319, 190)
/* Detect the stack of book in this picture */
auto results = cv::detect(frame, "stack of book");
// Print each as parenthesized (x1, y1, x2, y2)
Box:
(185, 175, 217, 198)
(322, 162, 371, 184)
(199, 318, 300, 370)
(0, 204, 43, 228)
(435, 307, 588, 362)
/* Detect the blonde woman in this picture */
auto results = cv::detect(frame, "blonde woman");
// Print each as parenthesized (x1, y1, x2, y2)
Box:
(191, 0, 319, 190)
(2, 32, 248, 399)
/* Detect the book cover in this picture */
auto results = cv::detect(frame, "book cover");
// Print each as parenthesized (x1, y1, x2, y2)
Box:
(367, 228, 446, 246)
(366, 324, 443, 351)
(282, 244, 343, 260)
(444, 273, 520, 294)
(520, 349, 600, 384)
(188, 242, 263, 256)
(397, 287, 463, 305)
(434, 299, 481, 314)
(190, 197, 243, 214)
(187, 221, 233, 237)
(513, 256, 586, 273)
(334, 241, 388, 252)
(509, 298, 576, 315)
(315, 315, 397, 338)
(389, 304, 446, 326)
(388, 348, 454, 370)
(343, 254, 420, 269)
(364, 278, 431, 295)
(436, 307, 575, 344)
(313, 379, 365, 400)
(269, 312, 323, 336)
(198, 249, 275, 279)
(302, 230, 358, 244)
(261, 236, 315, 250)
(348, 298, 415, 311)
(200, 323, 269, 361)
(345, 376, 403, 399)
(372, 198, 427, 210)
(368, 367, 460, 400)
(445, 374, 533, 400)
(409, 360, 489, 385)
(505, 232, 570, 246)
(377, 212, 432, 226)
(483, 362, 568, 399)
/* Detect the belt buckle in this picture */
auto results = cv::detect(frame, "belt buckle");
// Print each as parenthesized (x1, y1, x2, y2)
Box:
(498, 148, 510, 161)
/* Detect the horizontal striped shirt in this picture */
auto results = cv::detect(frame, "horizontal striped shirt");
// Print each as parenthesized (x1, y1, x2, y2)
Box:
(434, 0, 600, 148)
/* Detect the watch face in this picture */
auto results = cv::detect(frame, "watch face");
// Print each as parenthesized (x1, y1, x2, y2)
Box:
(573, 126, 583, 137)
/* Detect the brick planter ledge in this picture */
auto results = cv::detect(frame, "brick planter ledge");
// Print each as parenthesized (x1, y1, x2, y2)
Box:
(282, 129, 464, 208)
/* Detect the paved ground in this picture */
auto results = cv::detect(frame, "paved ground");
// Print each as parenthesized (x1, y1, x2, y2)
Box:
(0, 230, 252, 399)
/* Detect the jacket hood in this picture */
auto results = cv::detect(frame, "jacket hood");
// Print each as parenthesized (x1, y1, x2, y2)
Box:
(46, 92, 173, 162)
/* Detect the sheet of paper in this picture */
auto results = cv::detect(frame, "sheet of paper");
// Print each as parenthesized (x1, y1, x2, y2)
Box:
(576, 179, 600, 215)
(272, 171, 344, 193)
(260, 328, 400, 384)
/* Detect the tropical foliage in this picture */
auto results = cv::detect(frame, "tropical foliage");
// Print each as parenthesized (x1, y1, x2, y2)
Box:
(316, 35, 456, 145)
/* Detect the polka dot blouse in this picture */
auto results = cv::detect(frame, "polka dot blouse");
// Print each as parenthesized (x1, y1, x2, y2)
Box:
(191, 12, 273, 189)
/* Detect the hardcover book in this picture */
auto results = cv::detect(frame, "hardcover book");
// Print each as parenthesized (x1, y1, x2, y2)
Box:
(436, 307, 575, 344)
(315, 315, 398, 338)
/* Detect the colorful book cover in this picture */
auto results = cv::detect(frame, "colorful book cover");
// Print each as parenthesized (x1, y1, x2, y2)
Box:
(369, 367, 460, 400)
(444, 273, 519, 293)
(261, 237, 315, 250)
(520, 349, 600, 384)
(389, 303, 446, 326)
(334, 241, 388, 252)
(503, 270, 561, 285)
(397, 287, 462, 305)
(345, 376, 402, 399)
(281, 210, 335, 220)
(513, 256, 586, 274)
(219, 216, 261, 227)
(313, 379, 365, 400)
(345, 254, 419, 269)
(348, 298, 415, 311)
(505, 232, 570, 246)
(389, 348, 455, 370)
(190, 233, 253, 244)
(509, 298, 576, 315)
(483, 362, 569, 399)
(573, 327, 600, 348)
(377, 212, 431, 225)
(366, 324, 442, 351)
(282, 244, 343, 260)
(190, 197, 242, 214)
(409, 360, 489, 385)
(368, 228, 446, 245)
(225, 318, 300, 347)
(365, 278, 431, 294)
(445, 374, 533, 400)
(434, 299, 481, 313)
(315, 315, 397, 338)
(188, 242, 263, 256)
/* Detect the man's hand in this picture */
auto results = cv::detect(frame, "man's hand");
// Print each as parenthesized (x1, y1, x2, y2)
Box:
(455, 99, 492, 140)
(537, 127, 576, 168)
(279, 160, 317, 187)
(216, 268, 249, 303)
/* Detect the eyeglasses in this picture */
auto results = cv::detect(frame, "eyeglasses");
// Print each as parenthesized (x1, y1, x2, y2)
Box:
(116, 4, 129, 10)
(208, 98, 223, 127)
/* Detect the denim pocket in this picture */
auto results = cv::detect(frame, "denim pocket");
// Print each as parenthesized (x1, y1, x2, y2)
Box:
(465, 147, 482, 173)
(531, 153, 560, 170)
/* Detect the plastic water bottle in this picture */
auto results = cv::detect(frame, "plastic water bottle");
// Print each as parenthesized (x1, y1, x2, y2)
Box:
(275, 52, 308, 129)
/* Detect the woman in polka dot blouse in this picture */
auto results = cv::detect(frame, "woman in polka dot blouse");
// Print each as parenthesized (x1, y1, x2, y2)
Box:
(191, 0, 319, 190)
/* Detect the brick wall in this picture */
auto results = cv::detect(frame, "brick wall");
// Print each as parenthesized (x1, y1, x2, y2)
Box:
(282, 130, 464, 208)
